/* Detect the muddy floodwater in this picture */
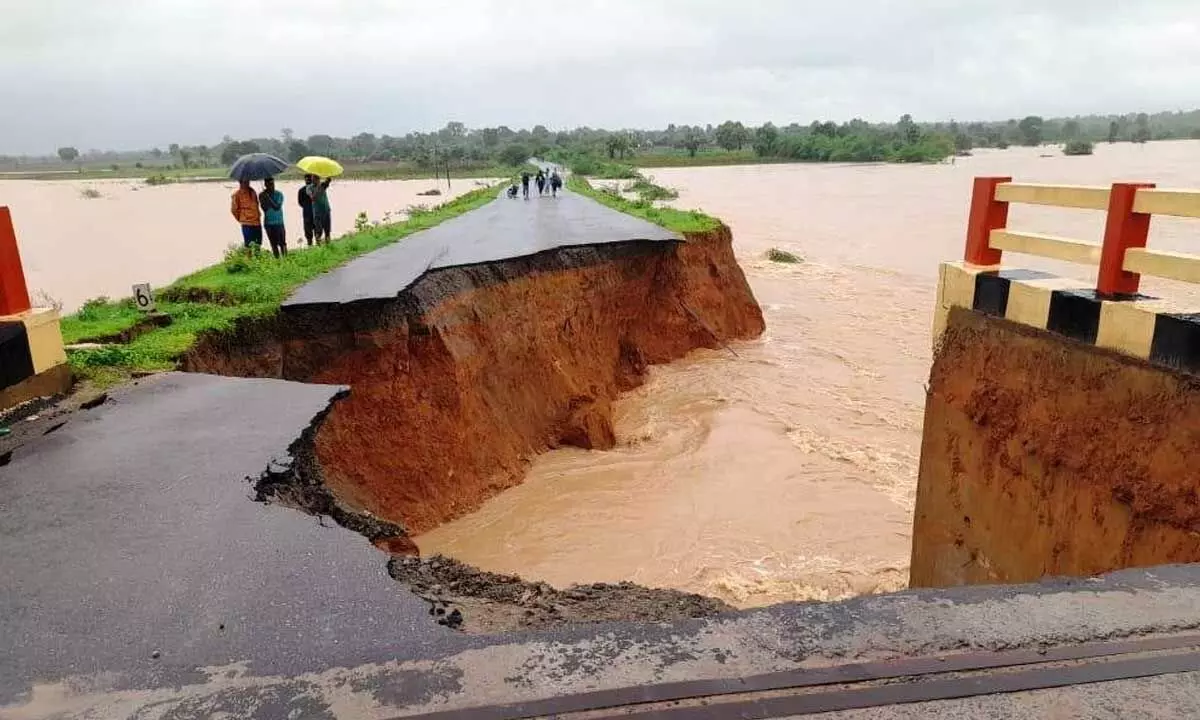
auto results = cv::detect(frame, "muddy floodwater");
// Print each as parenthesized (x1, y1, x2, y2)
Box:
(9, 144, 1200, 610)
(3, 177, 491, 312)
(419, 141, 1200, 608)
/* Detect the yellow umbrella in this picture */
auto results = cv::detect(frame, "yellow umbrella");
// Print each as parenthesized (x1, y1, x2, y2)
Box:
(297, 156, 344, 178)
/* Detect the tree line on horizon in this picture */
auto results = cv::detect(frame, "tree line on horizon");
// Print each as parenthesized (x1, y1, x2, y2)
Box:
(30, 108, 1200, 172)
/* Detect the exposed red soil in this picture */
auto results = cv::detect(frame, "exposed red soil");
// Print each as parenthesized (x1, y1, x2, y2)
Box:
(189, 227, 763, 536)
(306, 228, 762, 533)
(910, 307, 1200, 587)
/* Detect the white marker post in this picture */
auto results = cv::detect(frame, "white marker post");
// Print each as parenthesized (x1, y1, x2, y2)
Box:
(132, 283, 155, 313)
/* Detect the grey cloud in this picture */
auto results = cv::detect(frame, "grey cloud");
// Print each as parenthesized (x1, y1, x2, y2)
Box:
(0, 0, 1197, 153)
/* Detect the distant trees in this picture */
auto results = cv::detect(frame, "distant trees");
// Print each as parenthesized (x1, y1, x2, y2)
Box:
(1132, 113, 1151, 143)
(1018, 116, 1044, 146)
(499, 143, 530, 166)
(219, 140, 261, 165)
(306, 134, 336, 156)
(41, 106, 1200, 178)
(605, 133, 633, 159)
(753, 123, 779, 156)
(715, 121, 750, 151)
(349, 132, 378, 160)
(897, 114, 921, 144)
(286, 140, 310, 162)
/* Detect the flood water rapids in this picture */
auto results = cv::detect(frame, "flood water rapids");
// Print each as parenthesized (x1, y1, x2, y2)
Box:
(9, 143, 1200, 608)
(420, 141, 1200, 607)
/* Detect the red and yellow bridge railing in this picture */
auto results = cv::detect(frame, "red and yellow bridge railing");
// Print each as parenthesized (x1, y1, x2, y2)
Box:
(939, 178, 1200, 371)
(964, 177, 1200, 293)
(0, 207, 69, 409)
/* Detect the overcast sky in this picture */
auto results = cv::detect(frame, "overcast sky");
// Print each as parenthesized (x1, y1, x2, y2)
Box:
(2, 0, 1198, 154)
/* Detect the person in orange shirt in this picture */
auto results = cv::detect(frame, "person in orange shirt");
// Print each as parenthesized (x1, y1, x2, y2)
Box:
(230, 179, 262, 250)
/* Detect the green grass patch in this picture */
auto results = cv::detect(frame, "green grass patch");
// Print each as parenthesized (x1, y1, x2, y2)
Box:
(624, 178, 679, 202)
(568, 175, 719, 234)
(766, 248, 802, 263)
(63, 186, 499, 373)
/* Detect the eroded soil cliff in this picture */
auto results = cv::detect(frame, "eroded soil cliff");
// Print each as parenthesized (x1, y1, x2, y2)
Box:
(197, 225, 761, 629)
(191, 226, 763, 535)
(910, 307, 1200, 588)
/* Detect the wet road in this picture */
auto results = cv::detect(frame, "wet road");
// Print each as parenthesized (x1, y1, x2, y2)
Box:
(285, 189, 678, 307)
(0, 373, 444, 703)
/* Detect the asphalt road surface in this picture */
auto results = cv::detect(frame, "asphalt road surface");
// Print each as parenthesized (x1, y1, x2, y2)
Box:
(284, 188, 679, 308)
(0, 373, 447, 704)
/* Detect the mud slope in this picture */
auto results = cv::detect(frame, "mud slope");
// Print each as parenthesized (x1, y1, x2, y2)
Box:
(911, 307, 1200, 588)
(187, 225, 764, 536)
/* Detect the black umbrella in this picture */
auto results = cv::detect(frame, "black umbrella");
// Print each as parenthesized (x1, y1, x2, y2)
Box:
(228, 153, 289, 182)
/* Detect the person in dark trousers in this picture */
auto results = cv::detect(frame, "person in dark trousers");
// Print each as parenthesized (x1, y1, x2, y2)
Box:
(520, 171, 531, 199)
(259, 177, 287, 258)
(550, 169, 563, 197)
(535, 168, 546, 196)
(307, 176, 333, 244)
(298, 173, 316, 246)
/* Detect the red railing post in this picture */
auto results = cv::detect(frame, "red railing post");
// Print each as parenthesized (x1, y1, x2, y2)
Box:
(1097, 182, 1155, 297)
(964, 176, 1011, 266)
(0, 207, 32, 316)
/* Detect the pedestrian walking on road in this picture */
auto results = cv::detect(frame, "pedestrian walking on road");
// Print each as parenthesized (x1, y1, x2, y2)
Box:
(298, 173, 316, 246)
(535, 168, 546, 196)
(259, 177, 287, 258)
(231, 179, 262, 252)
(520, 171, 531, 200)
(550, 170, 563, 197)
(307, 176, 333, 244)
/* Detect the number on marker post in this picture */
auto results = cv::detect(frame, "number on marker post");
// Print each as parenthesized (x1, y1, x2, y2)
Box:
(133, 283, 155, 313)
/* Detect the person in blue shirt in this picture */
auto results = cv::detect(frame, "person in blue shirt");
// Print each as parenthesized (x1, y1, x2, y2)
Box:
(259, 177, 287, 258)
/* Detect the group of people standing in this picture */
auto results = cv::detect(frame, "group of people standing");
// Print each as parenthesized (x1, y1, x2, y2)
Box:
(230, 174, 333, 258)
(514, 167, 563, 199)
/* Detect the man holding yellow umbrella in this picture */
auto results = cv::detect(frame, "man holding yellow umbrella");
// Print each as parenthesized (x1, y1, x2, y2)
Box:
(297, 156, 343, 244)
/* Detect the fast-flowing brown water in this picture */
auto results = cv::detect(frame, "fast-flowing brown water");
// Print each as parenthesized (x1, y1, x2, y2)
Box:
(419, 141, 1200, 607)
(2, 177, 490, 312)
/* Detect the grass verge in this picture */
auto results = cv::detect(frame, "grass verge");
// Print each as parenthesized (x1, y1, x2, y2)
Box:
(567, 175, 719, 234)
(63, 185, 499, 378)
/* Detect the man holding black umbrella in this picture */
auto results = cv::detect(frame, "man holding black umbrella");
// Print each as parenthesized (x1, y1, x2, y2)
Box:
(231, 179, 262, 251)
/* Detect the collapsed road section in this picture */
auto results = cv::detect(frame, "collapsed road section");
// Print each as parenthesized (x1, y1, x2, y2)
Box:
(181, 189, 765, 625)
